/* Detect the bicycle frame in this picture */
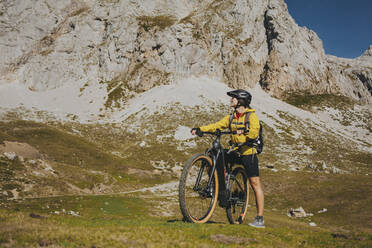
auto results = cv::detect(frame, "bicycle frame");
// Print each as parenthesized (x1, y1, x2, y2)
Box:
(179, 129, 251, 224)
(200, 130, 236, 196)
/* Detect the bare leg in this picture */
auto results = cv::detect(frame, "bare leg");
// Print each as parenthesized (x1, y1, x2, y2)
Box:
(249, 176, 264, 216)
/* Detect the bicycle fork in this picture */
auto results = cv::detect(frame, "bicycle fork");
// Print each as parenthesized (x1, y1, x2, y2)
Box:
(193, 162, 206, 191)
(193, 150, 230, 199)
(192, 151, 220, 197)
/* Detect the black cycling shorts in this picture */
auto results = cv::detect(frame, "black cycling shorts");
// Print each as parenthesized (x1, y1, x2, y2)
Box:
(225, 151, 259, 178)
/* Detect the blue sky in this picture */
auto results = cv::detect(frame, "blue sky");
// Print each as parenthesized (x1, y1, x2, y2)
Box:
(284, 0, 372, 58)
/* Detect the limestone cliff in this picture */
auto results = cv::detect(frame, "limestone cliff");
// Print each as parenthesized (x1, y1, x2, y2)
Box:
(326, 45, 372, 103)
(0, 0, 371, 113)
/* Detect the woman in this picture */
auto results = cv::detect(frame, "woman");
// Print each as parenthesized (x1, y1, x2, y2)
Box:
(191, 89, 265, 228)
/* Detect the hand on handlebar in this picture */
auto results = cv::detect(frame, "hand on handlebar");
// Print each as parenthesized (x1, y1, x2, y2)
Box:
(191, 128, 203, 137)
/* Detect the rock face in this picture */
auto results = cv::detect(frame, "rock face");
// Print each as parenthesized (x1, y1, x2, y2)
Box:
(0, 0, 371, 112)
(259, 1, 337, 98)
(326, 45, 372, 102)
(259, 1, 372, 103)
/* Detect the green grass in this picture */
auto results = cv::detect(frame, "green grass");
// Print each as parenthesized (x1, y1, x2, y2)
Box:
(100, 63, 170, 109)
(137, 15, 177, 31)
(262, 170, 372, 232)
(1, 104, 371, 247)
(0, 191, 371, 247)
(0, 120, 166, 199)
(284, 93, 355, 111)
(102, 79, 132, 109)
(0, 121, 128, 174)
(0, 157, 26, 200)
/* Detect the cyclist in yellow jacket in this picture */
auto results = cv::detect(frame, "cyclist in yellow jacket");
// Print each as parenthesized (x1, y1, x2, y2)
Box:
(191, 89, 265, 228)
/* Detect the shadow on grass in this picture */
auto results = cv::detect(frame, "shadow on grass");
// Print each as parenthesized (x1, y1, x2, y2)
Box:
(167, 219, 224, 224)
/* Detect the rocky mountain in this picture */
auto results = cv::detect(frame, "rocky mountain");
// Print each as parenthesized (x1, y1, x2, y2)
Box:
(259, 3, 372, 102)
(326, 46, 372, 102)
(0, 0, 371, 121)
(1, 2, 372, 244)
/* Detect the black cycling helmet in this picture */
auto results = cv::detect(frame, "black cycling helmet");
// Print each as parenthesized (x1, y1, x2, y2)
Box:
(227, 89, 252, 107)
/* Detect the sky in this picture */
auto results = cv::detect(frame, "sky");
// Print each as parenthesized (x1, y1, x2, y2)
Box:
(284, 0, 372, 59)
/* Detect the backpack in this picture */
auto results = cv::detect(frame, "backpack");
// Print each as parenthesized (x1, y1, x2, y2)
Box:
(228, 111, 264, 154)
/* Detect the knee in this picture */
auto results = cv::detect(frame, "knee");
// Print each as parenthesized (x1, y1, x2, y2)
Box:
(249, 177, 261, 189)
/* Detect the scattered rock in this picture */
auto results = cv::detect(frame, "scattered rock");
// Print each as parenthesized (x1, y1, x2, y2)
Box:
(330, 166, 344, 174)
(9, 189, 19, 200)
(3, 152, 17, 160)
(306, 164, 317, 170)
(40, 161, 56, 174)
(30, 213, 47, 219)
(331, 233, 349, 239)
(174, 125, 194, 141)
(210, 234, 258, 245)
(310, 161, 328, 171)
(318, 208, 327, 213)
(307, 162, 345, 174)
(39, 239, 52, 247)
(309, 222, 317, 227)
(321, 162, 328, 170)
(68, 210, 80, 217)
(287, 207, 312, 218)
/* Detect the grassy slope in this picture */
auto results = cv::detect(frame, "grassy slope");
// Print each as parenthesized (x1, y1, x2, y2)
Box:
(0, 95, 371, 247)
(0, 190, 371, 247)
(0, 120, 165, 199)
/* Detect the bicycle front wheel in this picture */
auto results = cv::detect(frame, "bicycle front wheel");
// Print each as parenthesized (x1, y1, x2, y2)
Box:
(226, 167, 249, 224)
(179, 153, 219, 223)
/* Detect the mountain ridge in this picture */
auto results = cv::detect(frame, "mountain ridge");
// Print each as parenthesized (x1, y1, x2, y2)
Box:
(0, 0, 371, 122)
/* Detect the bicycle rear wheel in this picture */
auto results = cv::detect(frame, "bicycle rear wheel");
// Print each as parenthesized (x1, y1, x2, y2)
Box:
(226, 167, 249, 224)
(179, 153, 219, 223)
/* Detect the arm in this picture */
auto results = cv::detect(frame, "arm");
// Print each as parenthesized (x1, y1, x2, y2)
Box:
(199, 115, 230, 132)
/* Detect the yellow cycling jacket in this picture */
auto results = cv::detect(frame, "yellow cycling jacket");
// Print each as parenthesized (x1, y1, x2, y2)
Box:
(199, 108, 260, 155)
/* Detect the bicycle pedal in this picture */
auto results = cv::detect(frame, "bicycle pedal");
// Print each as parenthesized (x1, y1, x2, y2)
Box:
(238, 216, 243, 224)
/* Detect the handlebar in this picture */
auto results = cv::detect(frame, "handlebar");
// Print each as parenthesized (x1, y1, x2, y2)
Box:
(201, 129, 236, 136)
(198, 129, 256, 154)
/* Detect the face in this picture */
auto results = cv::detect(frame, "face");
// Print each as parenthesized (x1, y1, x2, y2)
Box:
(230, 97, 238, 108)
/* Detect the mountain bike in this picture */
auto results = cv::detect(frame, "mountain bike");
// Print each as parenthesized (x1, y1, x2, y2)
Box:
(179, 129, 251, 224)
